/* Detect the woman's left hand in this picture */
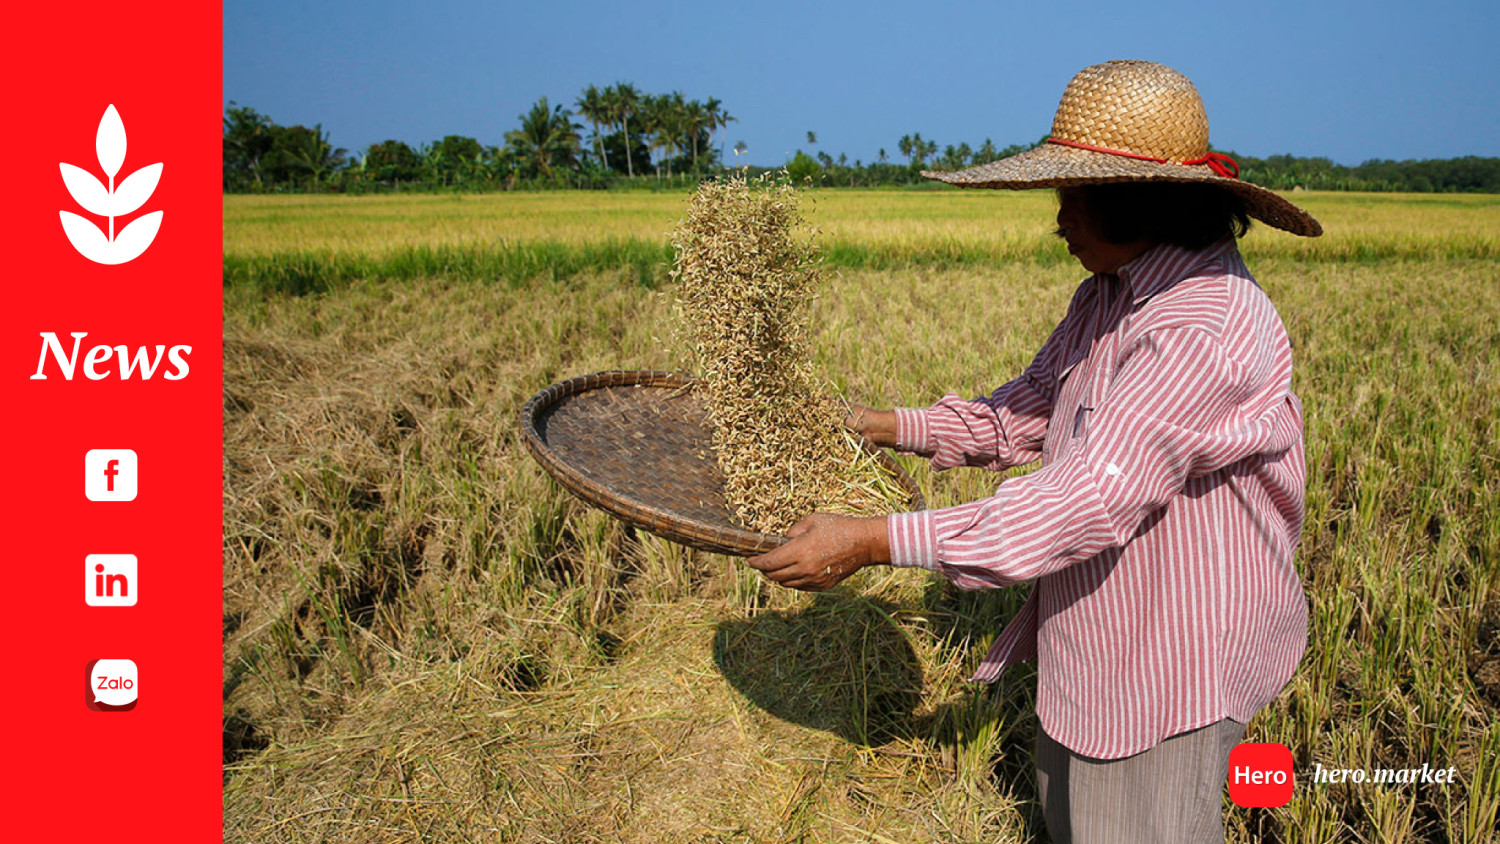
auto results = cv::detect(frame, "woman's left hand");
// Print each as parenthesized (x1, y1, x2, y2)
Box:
(746, 513, 891, 591)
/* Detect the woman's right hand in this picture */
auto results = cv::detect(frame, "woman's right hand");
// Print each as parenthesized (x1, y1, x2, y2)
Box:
(842, 402, 899, 448)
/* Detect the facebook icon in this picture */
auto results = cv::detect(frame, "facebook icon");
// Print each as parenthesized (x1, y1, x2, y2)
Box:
(85, 449, 138, 501)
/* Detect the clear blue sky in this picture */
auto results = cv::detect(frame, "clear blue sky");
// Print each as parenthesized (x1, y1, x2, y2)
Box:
(225, 0, 1500, 168)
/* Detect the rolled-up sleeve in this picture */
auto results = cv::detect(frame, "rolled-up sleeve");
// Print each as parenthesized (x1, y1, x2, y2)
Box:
(893, 305, 1074, 469)
(889, 326, 1296, 584)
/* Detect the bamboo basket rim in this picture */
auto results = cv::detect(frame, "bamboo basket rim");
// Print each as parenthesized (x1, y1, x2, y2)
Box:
(518, 370, 924, 557)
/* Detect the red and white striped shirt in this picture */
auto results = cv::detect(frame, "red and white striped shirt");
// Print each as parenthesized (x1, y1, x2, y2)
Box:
(887, 239, 1308, 759)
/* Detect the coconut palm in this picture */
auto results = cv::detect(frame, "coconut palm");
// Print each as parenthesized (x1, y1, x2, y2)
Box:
(576, 84, 610, 171)
(685, 98, 710, 171)
(706, 97, 736, 165)
(223, 103, 275, 189)
(907, 133, 934, 166)
(606, 82, 641, 178)
(269, 123, 345, 187)
(645, 93, 689, 178)
(504, 97, 581, 179)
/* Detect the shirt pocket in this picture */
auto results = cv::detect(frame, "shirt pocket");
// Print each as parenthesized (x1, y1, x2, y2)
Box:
(1043, 352, 1089, 463)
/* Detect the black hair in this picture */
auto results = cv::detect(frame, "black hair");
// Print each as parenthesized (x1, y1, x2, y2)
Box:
(1070, 182, 1252, 251)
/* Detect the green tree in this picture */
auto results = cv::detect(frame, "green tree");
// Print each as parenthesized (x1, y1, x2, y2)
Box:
(606, 82, 641, 178)
(264, 124, 345, 188)
(505, 98, 581, 179)
(576, 84, 611, 171)
(786, 150, 820, 184)
(706, 97, 735, 165)
(223, 103, 276, 190)
(912, 134, 936, 166)
(938, 142, 971, 170)
(364, 139, 421, 184)
(684, 97, 709, 172)
(423, 135, 484, 186)
(644, 93, 689, 178)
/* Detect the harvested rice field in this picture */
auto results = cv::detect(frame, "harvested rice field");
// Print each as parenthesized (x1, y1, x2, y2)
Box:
(223, 187, 1499, 843)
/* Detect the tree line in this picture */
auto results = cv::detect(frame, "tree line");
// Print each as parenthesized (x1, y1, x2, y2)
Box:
(223, 86, 1500, 194)
(223, 82, 735, 192)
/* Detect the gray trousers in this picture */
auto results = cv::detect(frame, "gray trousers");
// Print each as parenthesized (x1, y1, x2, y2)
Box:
(1035, 719, 1246, 844)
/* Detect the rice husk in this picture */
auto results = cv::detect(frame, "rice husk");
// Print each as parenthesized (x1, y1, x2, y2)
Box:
(670, 174, 903, 534)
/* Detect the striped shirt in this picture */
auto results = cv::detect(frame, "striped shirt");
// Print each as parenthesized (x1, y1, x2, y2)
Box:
(886, 240, 1308, 760)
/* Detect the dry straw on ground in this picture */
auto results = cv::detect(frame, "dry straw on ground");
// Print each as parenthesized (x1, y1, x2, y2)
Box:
(670, 175, 904, 534)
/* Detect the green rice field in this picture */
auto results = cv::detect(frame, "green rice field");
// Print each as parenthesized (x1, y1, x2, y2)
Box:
(223, 188, 1499, 843)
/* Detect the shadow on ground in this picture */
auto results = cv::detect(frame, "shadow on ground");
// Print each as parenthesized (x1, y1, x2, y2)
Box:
(713, 583, 1048, 838)
(713, 591, 923, 746)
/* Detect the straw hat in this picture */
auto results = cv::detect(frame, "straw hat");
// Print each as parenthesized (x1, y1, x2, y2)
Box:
(924, 60, 1322, 236)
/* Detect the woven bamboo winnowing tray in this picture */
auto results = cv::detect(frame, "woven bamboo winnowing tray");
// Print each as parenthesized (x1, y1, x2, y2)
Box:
(518, 370, 924, 557)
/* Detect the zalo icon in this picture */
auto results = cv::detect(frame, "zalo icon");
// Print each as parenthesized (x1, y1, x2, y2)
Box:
(85, 659, 138, 711)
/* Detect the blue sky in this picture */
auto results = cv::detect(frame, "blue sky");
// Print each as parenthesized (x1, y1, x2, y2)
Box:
(225, 0, 1500, 168)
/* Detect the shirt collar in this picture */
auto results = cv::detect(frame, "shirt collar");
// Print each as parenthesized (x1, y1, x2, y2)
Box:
(1114, 238, 1239, 304)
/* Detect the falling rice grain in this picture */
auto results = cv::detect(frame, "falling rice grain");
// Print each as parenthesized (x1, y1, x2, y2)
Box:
(670, 174, 906, 534)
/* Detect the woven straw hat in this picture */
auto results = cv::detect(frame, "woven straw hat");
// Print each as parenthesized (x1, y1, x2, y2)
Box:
(924, 60, 1322, 236)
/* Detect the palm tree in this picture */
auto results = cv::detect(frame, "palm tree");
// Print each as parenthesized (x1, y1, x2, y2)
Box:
(641, 93, 686, 178)
(606, 82, 640, 178)
(718, 106, 737, 166)
(704, 97, 735, 166)
(733, 140, 748, 158)
(908, 133, 934, 166)
(806, 130, 817, 148)
(898, 134, 913, 164)
(275, 124, 346, 187)
(641, 95, 664, 177)
(576, 84, 610, 171)
(685, 97, 709, 172)
(504, 97, 581, 179)
(666, 92, 689, 176)
(223, 103, 275, 189)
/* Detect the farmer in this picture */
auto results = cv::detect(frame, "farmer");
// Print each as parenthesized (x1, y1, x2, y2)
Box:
(747, 60, 1319, 843)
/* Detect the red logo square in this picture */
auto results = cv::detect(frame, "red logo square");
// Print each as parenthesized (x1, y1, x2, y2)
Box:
(1227, 742, 1294, 807)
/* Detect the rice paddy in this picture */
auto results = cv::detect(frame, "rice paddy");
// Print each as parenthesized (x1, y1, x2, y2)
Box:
(223, 187, 1499, 843)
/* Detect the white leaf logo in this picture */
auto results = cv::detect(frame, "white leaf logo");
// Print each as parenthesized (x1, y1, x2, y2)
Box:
(97, 104, 127, 179)
(60, 104, 163, 265)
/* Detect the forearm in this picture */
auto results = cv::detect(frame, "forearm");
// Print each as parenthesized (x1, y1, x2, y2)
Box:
(901, 378, 1053, 471)
(886, 455, 1116, 588)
